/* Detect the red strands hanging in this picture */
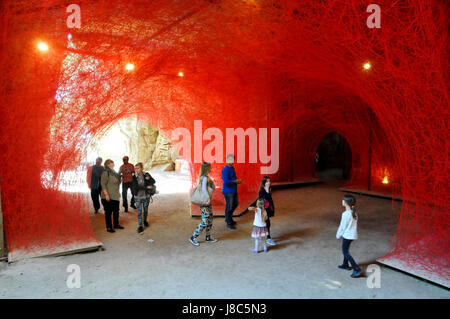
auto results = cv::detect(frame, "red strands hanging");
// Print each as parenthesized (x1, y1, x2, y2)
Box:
(0, 0, 447, 280)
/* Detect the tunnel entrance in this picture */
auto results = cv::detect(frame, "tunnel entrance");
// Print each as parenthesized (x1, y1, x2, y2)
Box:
(84, 116, 192, 215)
(315, 132, 352, 181)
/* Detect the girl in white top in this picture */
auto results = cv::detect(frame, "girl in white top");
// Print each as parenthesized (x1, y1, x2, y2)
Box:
(248, 198, 269, 253)
(336, 195, 362, 278)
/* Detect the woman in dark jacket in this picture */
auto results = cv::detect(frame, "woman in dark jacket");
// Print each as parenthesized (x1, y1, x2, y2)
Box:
(258, 176, 276, 246)
(131, 162, 156, 233)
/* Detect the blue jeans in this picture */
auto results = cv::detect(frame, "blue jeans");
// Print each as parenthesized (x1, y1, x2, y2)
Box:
(223, 192, 238, 225)
(342, 238, 360, 271)
(135, 197, 149, 228)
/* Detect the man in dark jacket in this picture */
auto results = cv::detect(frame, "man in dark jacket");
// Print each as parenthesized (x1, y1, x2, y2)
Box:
(87, 157, 104, 214)
(131, 162, 156, 233)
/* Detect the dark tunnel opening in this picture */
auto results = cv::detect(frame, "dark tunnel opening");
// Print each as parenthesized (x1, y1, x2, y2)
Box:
(315, 132, 352, 181)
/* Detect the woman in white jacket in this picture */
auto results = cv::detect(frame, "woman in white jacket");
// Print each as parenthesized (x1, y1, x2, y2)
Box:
(336, 195, 362, 278)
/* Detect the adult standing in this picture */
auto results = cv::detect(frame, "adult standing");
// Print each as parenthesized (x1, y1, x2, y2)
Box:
(221, 154, 242, 230)
(131, 162, 156, 234)
(258, 176, 276, 246)
(119, 156, 136, 212)
(101, 159, 124, 233)
(86, 157, 104, 214)
(189, 162, 218, 246)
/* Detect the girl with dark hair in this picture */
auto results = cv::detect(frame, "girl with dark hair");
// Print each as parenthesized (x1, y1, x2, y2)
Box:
(336, 195, 362, 278)
(258, 176, 276, 246)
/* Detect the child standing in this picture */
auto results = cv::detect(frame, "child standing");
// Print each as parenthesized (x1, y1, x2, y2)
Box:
(259, 176, 276, 246)
(336, 195, 363, 278)
(249, 198, 269, 253)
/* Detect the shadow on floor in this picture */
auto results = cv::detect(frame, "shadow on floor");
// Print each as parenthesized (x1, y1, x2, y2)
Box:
(268, 227, 322, 250)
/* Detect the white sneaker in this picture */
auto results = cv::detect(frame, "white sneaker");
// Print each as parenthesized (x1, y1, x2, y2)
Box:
(266, 238, 276, 246)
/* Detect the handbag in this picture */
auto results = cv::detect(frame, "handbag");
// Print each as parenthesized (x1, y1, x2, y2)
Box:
(190, 177, 211, 206)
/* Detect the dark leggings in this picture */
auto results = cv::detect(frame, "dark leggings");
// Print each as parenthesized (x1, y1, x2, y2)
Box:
(342, 238, 360, 271)
(101, 199, 120, 229)
(266, 217, 271, 239)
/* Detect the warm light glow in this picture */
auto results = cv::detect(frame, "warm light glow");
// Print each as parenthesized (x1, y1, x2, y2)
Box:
(37, 42, 49, 52)
(125, 63, 135, 71)
(382, 176, 389, 184)
(363, 62, 371, 70)
(178, 71, 184, 77)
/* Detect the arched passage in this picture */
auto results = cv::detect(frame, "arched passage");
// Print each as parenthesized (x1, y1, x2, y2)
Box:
(315, 132, 352, 181)
(0, 0, 447, 287)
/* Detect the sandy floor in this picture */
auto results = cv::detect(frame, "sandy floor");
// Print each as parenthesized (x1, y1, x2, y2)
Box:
(0, 178, 448, 298)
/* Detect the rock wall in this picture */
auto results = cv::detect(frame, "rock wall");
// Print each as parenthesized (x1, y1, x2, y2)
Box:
(117, 117, 176, 170)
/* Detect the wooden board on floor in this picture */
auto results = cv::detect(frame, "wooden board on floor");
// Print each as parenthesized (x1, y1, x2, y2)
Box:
(8, 242, 103, 262)
(271, 178, 321, 188)
(37, 245, 103, 258)
(377, 255, 450, 289)
(190, 202, 250, 217)
(339, 188, 403, 201)
(190, 179, 321, 217)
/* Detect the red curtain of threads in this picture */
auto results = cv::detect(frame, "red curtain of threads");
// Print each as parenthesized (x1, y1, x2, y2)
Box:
(0, 0, 448, 277)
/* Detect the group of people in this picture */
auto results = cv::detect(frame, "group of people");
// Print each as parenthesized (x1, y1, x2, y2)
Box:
(87, 153, 363, 278)
(87, 156, 156, 234)
(188, 154, 276, 248)
(188, 153, 362, 278)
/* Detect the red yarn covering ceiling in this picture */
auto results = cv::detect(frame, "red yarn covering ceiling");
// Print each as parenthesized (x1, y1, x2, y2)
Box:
(0, 0, 448, 282)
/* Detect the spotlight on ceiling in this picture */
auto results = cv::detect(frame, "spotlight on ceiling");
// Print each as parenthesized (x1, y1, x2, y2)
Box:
(37, 42, 49, 52)
(178, 71, 184, 77)
(125, 63, 135, 71)
(363, 62, 371, 70)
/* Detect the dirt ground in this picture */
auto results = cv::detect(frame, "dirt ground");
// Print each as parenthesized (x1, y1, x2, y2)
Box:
(0, 177, 448, 298)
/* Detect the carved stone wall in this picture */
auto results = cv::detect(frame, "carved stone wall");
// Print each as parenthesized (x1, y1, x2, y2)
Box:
(117, 117, 175, 170)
